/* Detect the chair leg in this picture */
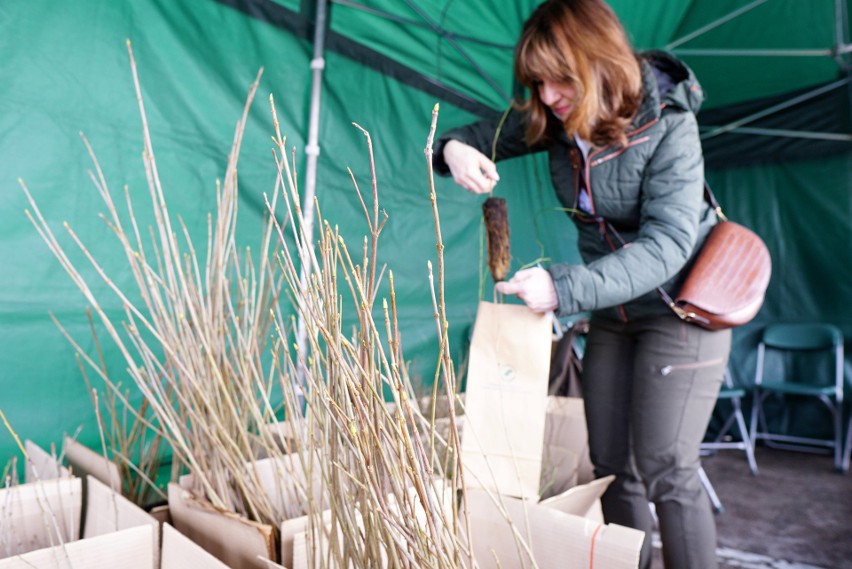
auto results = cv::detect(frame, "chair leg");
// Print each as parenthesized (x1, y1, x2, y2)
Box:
(843, 414, 852, 474)
(831, 399, 843, 472)
(732, 399, 758, 475)
(698, 466, 724, 514)
(713, 412, 738, 444)
(749, 388, 761, 447)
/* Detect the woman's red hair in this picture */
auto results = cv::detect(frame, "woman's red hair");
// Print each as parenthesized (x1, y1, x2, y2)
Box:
(514, 0, 643, 147)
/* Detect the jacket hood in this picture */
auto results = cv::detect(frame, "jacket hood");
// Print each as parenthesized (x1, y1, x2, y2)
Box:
(633, 50, 704, 127)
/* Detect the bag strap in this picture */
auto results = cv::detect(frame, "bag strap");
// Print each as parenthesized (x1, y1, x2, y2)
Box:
(569, 144, 722, 325)
(599, 182, 723, 326)
(703, 182, 728, 222)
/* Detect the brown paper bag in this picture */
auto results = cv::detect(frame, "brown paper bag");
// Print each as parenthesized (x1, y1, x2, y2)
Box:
(461, 301, 552, 499)
(539, 396, 596, 499)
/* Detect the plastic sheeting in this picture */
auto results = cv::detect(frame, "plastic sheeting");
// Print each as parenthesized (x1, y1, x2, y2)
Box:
(1, 0, 850, 466)
(2, 0, 311, 462)
(0, 0, 576, 463)
(322, 0, 848, 111)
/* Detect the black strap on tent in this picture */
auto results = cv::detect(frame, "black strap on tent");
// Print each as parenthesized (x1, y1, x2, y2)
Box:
(215, 0, 852, 169)
(212, 0, 501, 119)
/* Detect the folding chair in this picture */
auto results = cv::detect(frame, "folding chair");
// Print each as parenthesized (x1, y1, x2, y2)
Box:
(697, 466, 724, 514)
(697, 367, 758, 514)
(749, 323, 845, 471)
(701, 367, 758, 475)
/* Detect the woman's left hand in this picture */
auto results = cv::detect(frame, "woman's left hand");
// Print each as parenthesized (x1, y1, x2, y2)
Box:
(495, 267, 558, 313)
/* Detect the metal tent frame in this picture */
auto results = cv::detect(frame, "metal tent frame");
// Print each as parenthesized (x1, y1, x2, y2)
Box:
(665, 0, 851, 143)
(293, 0, 851, 360)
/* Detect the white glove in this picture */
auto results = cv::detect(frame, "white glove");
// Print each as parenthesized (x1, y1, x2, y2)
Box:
(443, 140, 500, 194)
(495, 267, 559, 313)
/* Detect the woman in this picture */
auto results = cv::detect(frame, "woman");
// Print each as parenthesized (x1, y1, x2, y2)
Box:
(433, 1, 729, 568)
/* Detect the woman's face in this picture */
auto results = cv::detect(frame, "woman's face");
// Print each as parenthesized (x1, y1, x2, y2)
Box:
(538, 79, 576, 120)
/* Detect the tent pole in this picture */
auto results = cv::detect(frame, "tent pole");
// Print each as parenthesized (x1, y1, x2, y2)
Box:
(673, 48, 832, 57)
(295, 0, 329, 391)
(667, 0, 768, 50)
(835, 0, 852, 70)
(698, 126, 852, 142)
(836, 0, 852, 141)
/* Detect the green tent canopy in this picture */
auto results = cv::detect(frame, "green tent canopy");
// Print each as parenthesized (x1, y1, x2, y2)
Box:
(1, 0, 850, 466)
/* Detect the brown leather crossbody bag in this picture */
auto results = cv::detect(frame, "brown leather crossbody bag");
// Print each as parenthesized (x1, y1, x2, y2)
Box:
(607, 184, 772, 330)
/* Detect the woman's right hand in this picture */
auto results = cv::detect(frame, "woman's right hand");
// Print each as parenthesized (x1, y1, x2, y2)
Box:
(443, 140, 500, 194)
(495, 267, 558, 313)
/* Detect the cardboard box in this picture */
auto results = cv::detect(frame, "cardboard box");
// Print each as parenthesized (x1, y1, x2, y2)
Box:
(24, 440, 70, 482)
(464, 482, 644, 569)
(63, 435, 121, 533)
(0, 525, 153, 569)
(170, 452, 326, 567)
(283, 478, 455, 569)
(149, 503, 172, 526)
(280, 476, 636, 569)
(0, 477, 82, 557)
(538, 475, 613, 520)
(160, 523, 230, 569)
(280, 510, 330, 569)
(167, 482, 275, 569)
(249, 454, 323, 521)
(83, 475, 161, 567)
(63, 436, 121, 491)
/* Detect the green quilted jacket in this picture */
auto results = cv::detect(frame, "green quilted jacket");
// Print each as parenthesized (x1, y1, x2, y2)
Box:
(434, 51, 716, 323)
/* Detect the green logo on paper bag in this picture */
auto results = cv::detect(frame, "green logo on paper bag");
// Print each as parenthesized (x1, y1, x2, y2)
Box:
(497, 363, 516, 382)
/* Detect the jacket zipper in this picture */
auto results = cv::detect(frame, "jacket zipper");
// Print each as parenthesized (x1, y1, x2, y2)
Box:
(583, 118, 659, 324)
(569, 147, 582, 215)
(660, 357, 725, 376)
(580, 146, 629, 323)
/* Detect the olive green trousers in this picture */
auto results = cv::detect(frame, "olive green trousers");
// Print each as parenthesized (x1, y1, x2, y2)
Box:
(582, 315, 731, 569)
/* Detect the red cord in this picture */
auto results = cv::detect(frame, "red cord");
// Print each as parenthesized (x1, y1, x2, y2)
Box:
(589, 524, 603, 569)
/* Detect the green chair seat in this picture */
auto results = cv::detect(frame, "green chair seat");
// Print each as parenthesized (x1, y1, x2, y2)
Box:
(758, 382, 838, 397)
(716, 386, 746, 399)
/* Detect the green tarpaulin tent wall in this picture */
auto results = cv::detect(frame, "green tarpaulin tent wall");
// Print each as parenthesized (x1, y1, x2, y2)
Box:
(2, 0, 850, 465)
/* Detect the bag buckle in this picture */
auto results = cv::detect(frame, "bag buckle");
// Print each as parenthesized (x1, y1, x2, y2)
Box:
(670, 302, 713, 327)
(670, 302, 697, 322)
